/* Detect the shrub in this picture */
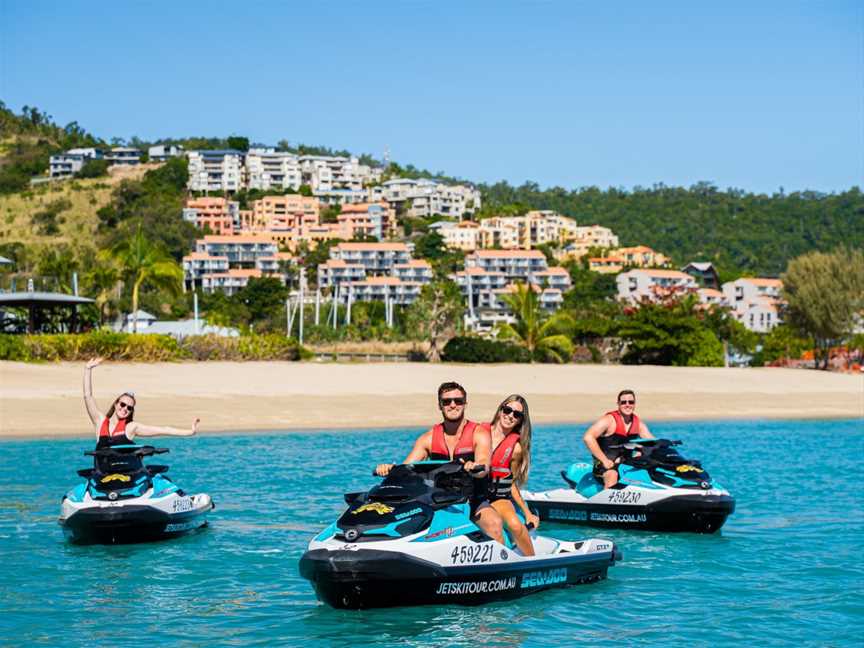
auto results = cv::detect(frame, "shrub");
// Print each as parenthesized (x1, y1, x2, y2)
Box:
(441, 336, 532, 363)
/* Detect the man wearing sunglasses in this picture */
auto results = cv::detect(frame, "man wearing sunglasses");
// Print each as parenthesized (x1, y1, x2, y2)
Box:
(374, 381, 504, 544)
(583, 389, 653, 488)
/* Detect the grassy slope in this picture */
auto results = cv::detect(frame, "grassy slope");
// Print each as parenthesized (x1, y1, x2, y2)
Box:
(0, 162, 161, 249)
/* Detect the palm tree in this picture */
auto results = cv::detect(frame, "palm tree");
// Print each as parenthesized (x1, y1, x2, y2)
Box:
(497, 283, 574, 363)
(82, 251, 122, 325)
(112, 226, 184, 332)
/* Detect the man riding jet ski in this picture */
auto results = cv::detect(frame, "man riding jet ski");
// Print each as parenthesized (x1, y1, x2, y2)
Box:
(300, 461, 621, 609)
(59, 445, 214, 544)
(522, 438, 735, 533)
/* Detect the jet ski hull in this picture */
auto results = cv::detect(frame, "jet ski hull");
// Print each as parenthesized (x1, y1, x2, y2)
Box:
(300, 542, 620, 609)
(59, 494, 213, 545)
(525, 491, 735, 534)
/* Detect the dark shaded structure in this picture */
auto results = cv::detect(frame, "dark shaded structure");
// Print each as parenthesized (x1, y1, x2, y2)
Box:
(681, 262, 720, 290)
(0, 291, 95, 334)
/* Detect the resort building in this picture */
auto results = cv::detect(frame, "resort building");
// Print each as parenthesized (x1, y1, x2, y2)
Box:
(182, 197, 239, 235)
(697, 288, 726, 307)
(317, 259, 367, 289)
(49, 148, 103, 178)
(246, 148, 302, 191)
(337, 276, 423, 306)
(187, 150, 245, 192)
(682, 262, 721, 289)
(327, 242, 412, 276)
(182, 252, 230, 290)
(337, 202, 397, 240)
(193, 234, 279, 268)
(371, 178, 481, 219)
(392, 259, 434, 284)
(616, 269, 698, 303)
(614, 245, 671, 268)
(560, 225, 620, 260)
(721, 278, 784, 332)
(439, 221, 482, 251)
(246, 195, 320, 233)
(148, 144, 184, 161)
(201, 269, 265, 296)
(588, 256, 624, 274)
(464, 249, 549, 282)
(105, 147, 142, 166)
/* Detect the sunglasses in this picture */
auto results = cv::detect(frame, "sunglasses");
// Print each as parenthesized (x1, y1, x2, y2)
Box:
(619, 400, 635, 405)
(440, 397, 466, 407)
(116, 402, 135, 412)
(501, 405, 524, 420)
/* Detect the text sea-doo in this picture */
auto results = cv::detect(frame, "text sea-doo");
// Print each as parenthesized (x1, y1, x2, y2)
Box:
(523, 439, 734, 534)
(59, 445, 214, 544)
(300, 462, 621, 609)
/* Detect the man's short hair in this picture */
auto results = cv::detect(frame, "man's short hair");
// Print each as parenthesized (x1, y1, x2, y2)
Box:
(438, 381, 467, 401)
(617, 389, 636, 403)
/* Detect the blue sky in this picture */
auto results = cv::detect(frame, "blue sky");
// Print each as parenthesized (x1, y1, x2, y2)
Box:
(1, 0, 861, 193)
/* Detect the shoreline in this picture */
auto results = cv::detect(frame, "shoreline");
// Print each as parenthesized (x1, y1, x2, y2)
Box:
(1, 361, 861, 439)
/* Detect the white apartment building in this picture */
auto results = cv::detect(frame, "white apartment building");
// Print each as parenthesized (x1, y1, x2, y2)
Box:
(392, 260, 434, 284)
(246, 148, 302, 191)
(561, 225, 620, 259)
(339, 277, 423, 306)
(328, 242, 412, 276)
(201, 269, 267, 296)
(105, 147, 142, 165)
(464, 249, 549, 281)
(721, 278, 783, 332)
(697, 288, 726, 307)
(187, 150, 245, 192)
(49, 148, 103, 178)
(148, 144, 184, 161)
(616, 269, 698, 303)
(439, 222, 480, 251)
(318, 259, 367, 289)
(182, 252, 230, 290)
(299, 155, 376, 193)
(193, 235, 278, 267)
(372, 178, 481, 219)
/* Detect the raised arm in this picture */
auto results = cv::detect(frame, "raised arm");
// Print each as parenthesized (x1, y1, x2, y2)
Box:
(129, 418, 199, 438)
(83, 357, 105, 427)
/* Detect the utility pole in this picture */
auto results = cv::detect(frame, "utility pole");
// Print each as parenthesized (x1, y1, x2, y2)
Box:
(315, 288, 321, 325)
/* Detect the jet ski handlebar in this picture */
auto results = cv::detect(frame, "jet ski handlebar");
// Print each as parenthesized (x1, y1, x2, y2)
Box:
(372, 461, 487, 477)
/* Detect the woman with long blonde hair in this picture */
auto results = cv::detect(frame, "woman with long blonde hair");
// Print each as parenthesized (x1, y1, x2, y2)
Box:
(486, 394, 539, 556)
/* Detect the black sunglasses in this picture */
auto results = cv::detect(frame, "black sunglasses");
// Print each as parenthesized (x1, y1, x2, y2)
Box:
(619, 399, 635, 405)
(501, 405, 524, 420)
(116, 401, 135, 412)
(440, 397, 466, 406)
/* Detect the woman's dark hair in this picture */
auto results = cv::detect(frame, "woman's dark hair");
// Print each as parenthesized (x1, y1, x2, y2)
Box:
(437, 381, 467, 402)
(490, 394, 532, 486)
(106, 393, 136, 423)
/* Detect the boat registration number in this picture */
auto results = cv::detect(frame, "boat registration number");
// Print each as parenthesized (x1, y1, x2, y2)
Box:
(608, 490, 641, 504)
(450, 544, 493, 565)
(172, 497, 194, 513)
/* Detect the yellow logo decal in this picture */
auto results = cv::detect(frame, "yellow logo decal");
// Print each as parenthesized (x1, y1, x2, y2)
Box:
(352, 502, 394, 515)
(675, 465, 699, 473)
(101, 473, 131, 483)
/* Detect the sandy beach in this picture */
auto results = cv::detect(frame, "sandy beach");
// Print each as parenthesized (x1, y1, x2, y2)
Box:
(0, 361, 861, 438)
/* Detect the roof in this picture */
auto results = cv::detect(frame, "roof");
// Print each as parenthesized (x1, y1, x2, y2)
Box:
(350, 277, 417, 286)
(336, 242, 409, 251)
(203, 269, 263, 279)
(617, 245, 658, 254)
(186, 197, 229, 207)
(589, 256, 623, 263)
(698, 288, 723, 298)
(339, 202, 388, 213)
(0, 256, 13, 265)
(320, 259, 364, 268)
(472, 249, 546, 259)
(455, 268, 506, 276)
(141, 319, 240, 338)
(123, 309, 157, 322)
(739, 277, 783, 287)
(0, 292, 94, 306)
(199, 235, 277, 244)
(684, 262, 716, 272)
(627, 269, 693, 280)
(534, 267, 570, 276)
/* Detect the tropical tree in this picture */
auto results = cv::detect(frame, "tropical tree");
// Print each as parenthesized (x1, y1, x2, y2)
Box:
(496, 283, 574, 363)
(782, 247, 864, 369)
(404, 280, 465, 361)
(82, 250, 121, 325)
(112, 227, 184, 332)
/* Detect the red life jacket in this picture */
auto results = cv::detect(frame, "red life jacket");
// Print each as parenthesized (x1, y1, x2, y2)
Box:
(97, 417, 133, 448)
(606, 410, 641, 439)
(429, 419, 483, 461)
(490, 432, 521, 480)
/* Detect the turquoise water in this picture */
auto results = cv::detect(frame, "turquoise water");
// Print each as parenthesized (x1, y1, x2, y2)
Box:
(1, 419, 862, 647)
